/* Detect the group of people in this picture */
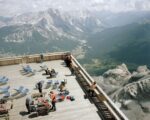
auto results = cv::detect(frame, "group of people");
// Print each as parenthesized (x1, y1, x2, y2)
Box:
(25, 90, 57, 114)
(26, 79, 68, 113)
(45, 68, 57, 78)
(64, 54, 72, 67)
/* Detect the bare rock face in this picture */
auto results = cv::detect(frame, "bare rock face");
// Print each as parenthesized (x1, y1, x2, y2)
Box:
(112, 75, 150, 101)
(130, 65, 150, 83)
(100, 65, 150, 100)
(103, 63, 131, 85)
(95, 64, 150, 120)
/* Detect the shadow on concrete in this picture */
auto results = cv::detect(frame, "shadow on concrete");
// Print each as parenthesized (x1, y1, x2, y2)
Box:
(19, 111, 29, 116)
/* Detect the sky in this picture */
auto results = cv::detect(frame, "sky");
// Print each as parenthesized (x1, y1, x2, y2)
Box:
(0, 0, 150, 16)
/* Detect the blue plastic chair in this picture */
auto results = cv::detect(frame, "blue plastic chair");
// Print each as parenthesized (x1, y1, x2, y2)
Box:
(14, 86, 24, 93)
(0, 76, 6, 80)
(0, 86, 10, 94)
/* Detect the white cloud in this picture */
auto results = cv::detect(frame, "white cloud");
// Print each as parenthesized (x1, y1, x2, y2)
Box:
(0, 0, 150, 16)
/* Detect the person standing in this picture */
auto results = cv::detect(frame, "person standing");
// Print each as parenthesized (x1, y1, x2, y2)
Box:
(70, 63, 75, 75)
(25, 97, 32, 114)
(37, 82, 43, 96)
(88, 81, 97, 97)
(49, 91, 56, 111)
(40, 54, 44, 63)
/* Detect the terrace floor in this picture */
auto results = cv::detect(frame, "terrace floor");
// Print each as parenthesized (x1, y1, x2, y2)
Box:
(0, 60, 101, 120)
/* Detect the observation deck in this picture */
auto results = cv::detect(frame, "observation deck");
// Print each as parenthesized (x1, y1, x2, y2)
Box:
(0, 52, 128, 120)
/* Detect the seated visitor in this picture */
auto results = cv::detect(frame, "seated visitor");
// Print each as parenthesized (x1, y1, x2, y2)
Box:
(49, 69, 57, 78)
(45, 68, 49, 75)
(59, 81, 66, 92)
(41, 99, 51, 109)
(51, 69, 56, 75)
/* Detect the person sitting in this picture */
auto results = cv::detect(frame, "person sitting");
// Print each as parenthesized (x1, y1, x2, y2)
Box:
(88, 81, 97, 97)
(59, 81, 66, 92)
(41, 99, 51, 109)
(51, 69, 56, 76)
(49, 69, 57, 78)
(45, 68, 49, 75)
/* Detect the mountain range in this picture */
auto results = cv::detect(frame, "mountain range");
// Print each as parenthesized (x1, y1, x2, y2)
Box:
(0, 8, 106, 57)
(0, 8, 150, 74)
(0, 8, 150, 120)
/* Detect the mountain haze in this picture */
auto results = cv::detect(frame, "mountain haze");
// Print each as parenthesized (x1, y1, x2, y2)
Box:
(0, 8, 105, 56)
(0, 9, 150, 75)
(0, 5, 150, 120)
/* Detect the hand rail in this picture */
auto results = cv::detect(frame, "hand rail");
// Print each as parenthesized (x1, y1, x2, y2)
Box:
(71, 55, 128, 120)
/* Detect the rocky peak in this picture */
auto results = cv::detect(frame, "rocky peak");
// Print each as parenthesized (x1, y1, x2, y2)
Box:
(103, 63, 131, 82)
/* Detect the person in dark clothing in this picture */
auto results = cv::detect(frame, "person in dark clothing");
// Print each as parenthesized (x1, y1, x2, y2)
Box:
(45, 68, 50, 75)
(51, 69, 57, 77)
(37, 82, 43, 96)
(40, 54, 44, 63)
(64, 54, 72, 67)
(25, 97, 32, 114)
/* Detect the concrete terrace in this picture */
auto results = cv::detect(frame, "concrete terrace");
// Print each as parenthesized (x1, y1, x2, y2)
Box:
(0, 60, 101, 120)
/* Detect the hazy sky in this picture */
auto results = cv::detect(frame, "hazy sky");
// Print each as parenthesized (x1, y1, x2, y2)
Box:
(0, 0, 150, 16)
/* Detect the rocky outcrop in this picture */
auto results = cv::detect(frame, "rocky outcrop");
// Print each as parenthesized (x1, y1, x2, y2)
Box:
(102, 63, 131, 85)
(109, 65, 150, 101)
(129, 65, 150, 83)
(96, 64, 150, 120)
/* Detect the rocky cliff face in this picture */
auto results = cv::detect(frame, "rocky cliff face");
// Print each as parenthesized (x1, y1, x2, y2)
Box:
(95, 64, 150, 120)
(102, 63, 131, 86)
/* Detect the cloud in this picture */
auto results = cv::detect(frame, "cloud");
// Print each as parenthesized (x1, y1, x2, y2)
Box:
(0, 0, 150, 16)
(90, 0, 150, 12)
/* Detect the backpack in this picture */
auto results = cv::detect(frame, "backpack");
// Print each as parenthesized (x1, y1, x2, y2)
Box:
(64, 90, 69, 95)
(70, 96, 75, 101)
